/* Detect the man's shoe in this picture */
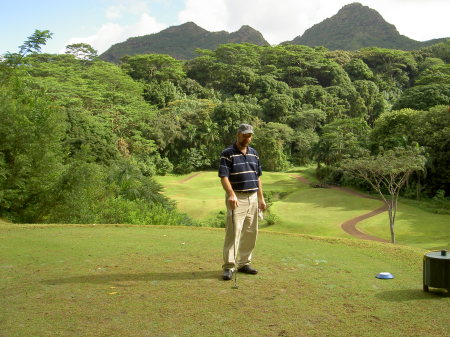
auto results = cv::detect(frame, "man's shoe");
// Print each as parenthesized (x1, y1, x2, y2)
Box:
(238, 265, 258, 274)
(223, 269, 233, 280)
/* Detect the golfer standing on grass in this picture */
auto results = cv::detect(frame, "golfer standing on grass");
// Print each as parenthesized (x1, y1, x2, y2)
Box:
(219, 123, 266, 281)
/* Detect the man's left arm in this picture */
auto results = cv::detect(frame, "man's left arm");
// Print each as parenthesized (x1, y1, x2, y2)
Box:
(257, 177, 266, 211)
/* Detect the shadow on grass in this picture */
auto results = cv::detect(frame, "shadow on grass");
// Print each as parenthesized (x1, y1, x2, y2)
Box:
(376, 289, 449, 301)
(42, 270, 222, 285)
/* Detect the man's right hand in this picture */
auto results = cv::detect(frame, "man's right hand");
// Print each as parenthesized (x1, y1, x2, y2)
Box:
(221, 177, 238, 210)
(227, 194, 238, 210)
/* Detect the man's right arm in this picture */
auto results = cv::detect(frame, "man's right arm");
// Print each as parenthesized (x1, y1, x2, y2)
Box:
(221, 176, 238, 209)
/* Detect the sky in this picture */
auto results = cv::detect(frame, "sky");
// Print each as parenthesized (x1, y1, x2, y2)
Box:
(1, 0, 449, 55)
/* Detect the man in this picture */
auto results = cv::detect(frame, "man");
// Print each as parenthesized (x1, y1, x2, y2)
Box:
(218, 123, 266, 281)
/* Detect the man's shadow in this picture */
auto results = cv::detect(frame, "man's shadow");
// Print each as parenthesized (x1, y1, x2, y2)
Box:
(42, 270, 222, 285)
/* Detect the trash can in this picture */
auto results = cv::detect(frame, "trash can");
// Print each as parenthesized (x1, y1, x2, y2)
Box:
(423, 250, 450, 293)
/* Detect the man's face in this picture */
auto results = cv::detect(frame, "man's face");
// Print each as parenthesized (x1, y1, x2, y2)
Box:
(237, 132, 253, 148)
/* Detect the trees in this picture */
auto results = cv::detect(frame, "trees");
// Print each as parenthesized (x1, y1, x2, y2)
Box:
(2, 33, 448, 223)
(356, 47, 418, 104)
(413, 106, 450, 196)
(291, 129, 319, 166)
(0, 31, 189, 224)
(344, 58, 373, 81)
(0, 69, 66, 221)
(149, 99, 219, 173)
(357, 48, 417, 89)
(212, 100, 260, 146)
(65, 43, 98, 61)
(120, 54, 185, 83)
(314, 118, 370, 167)
(261, 93, 295, 122)
(341, 148, 426, 243)
(252, 123, 294, 171)
(392, 84, 450, 111)
(3, 29, 53, 66)
(370, 108, 421, 151)
(415, 63, 450, 85)
(371, 106, 450, 197)
(353, 80, 385, 126)
(221, 65, 257, 95)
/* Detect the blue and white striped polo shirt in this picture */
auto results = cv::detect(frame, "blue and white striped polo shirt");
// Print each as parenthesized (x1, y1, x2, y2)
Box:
(218, 144, 262, 193)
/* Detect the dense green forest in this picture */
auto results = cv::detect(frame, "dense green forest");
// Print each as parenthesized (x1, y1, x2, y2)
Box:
(1, 31, 449, 224)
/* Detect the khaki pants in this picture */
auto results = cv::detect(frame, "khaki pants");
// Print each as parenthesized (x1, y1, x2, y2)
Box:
(222, 192, 259, 271)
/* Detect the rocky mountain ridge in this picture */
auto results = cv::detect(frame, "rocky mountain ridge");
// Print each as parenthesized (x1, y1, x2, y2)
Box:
(99, 3, 449, 61)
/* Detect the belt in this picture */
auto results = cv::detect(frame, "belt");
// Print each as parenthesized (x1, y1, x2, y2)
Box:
(234, 190, 257, 194)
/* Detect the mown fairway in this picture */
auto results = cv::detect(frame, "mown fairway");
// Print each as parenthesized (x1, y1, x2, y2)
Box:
(357, 204, 450, 249)
(1, 224, 449, 337)
(156, 172, 225, 219)
(155, 170, 450, 249)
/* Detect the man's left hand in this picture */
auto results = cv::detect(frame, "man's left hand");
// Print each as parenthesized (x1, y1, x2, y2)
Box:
(258, 199, 267, 211)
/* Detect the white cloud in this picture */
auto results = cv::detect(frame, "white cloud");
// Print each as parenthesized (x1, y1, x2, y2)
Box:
(63, 13, 165, 54)
(222, 0, 335, 44)
(178, 0, 228, 32)
(364, 0, 450, 41)
(106, 0, 151, 16)
(106, 6, 122, 19)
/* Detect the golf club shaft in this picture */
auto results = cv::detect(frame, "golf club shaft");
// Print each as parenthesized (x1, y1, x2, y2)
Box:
(232, 209, 237, 288)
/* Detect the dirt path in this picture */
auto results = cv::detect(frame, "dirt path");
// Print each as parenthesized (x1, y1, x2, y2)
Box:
(340, 205, 389, 242)
(292, 175, 390, 243)
(178, 172, 203, 183)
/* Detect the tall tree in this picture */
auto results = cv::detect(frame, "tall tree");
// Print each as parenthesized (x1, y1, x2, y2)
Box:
(392, 84, 450, 111)
(0, 69, 65, 221)
(3, 29, 53, 66)
(253, 122, 294, 171)
(315, 118, 370, 166)
(353, 80, 385, 126)
(65, 43, 98, 61)
(120, 54, 185, 83)
(341, 148, 426, 243)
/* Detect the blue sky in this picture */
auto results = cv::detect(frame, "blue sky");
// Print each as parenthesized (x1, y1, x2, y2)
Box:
(1, 0, 449, 55)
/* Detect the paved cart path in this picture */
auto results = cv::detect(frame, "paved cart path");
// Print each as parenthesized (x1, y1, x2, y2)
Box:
(293, 175, 390, 243)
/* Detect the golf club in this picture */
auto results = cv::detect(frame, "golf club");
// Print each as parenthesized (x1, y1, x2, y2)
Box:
(232, 209, 238, 289)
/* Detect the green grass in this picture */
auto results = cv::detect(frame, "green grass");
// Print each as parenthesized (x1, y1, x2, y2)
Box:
(266, 188, 383, 238)
(154, 170, 305, 220)
(357, 203, 450, 249)
(0, 225, 448, 337)
(156, 171, 225, 219)
(155, 169, 450, 250)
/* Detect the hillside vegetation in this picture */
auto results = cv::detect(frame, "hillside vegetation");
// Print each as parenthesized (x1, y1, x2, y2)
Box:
(1, 30, 449, 226)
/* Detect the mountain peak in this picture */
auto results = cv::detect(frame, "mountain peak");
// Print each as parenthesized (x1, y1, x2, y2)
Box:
(289, 3, 420, 50)
(230, 25, 270, 45)
(164, 22, 208, 34)
(237, 25, 257, 32)
(100, 22, 269, 62)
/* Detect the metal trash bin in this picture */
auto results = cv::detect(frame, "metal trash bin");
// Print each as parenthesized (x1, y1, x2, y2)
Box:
(423, 250, 450, 293)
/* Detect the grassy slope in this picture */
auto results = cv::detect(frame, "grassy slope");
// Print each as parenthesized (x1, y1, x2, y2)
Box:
(155, 170, 450, 249)
(357, 204, 450, 249)
(156, 171, 224, 219)
(268, 188, 382, 237)
(0, 225, 448, 337)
